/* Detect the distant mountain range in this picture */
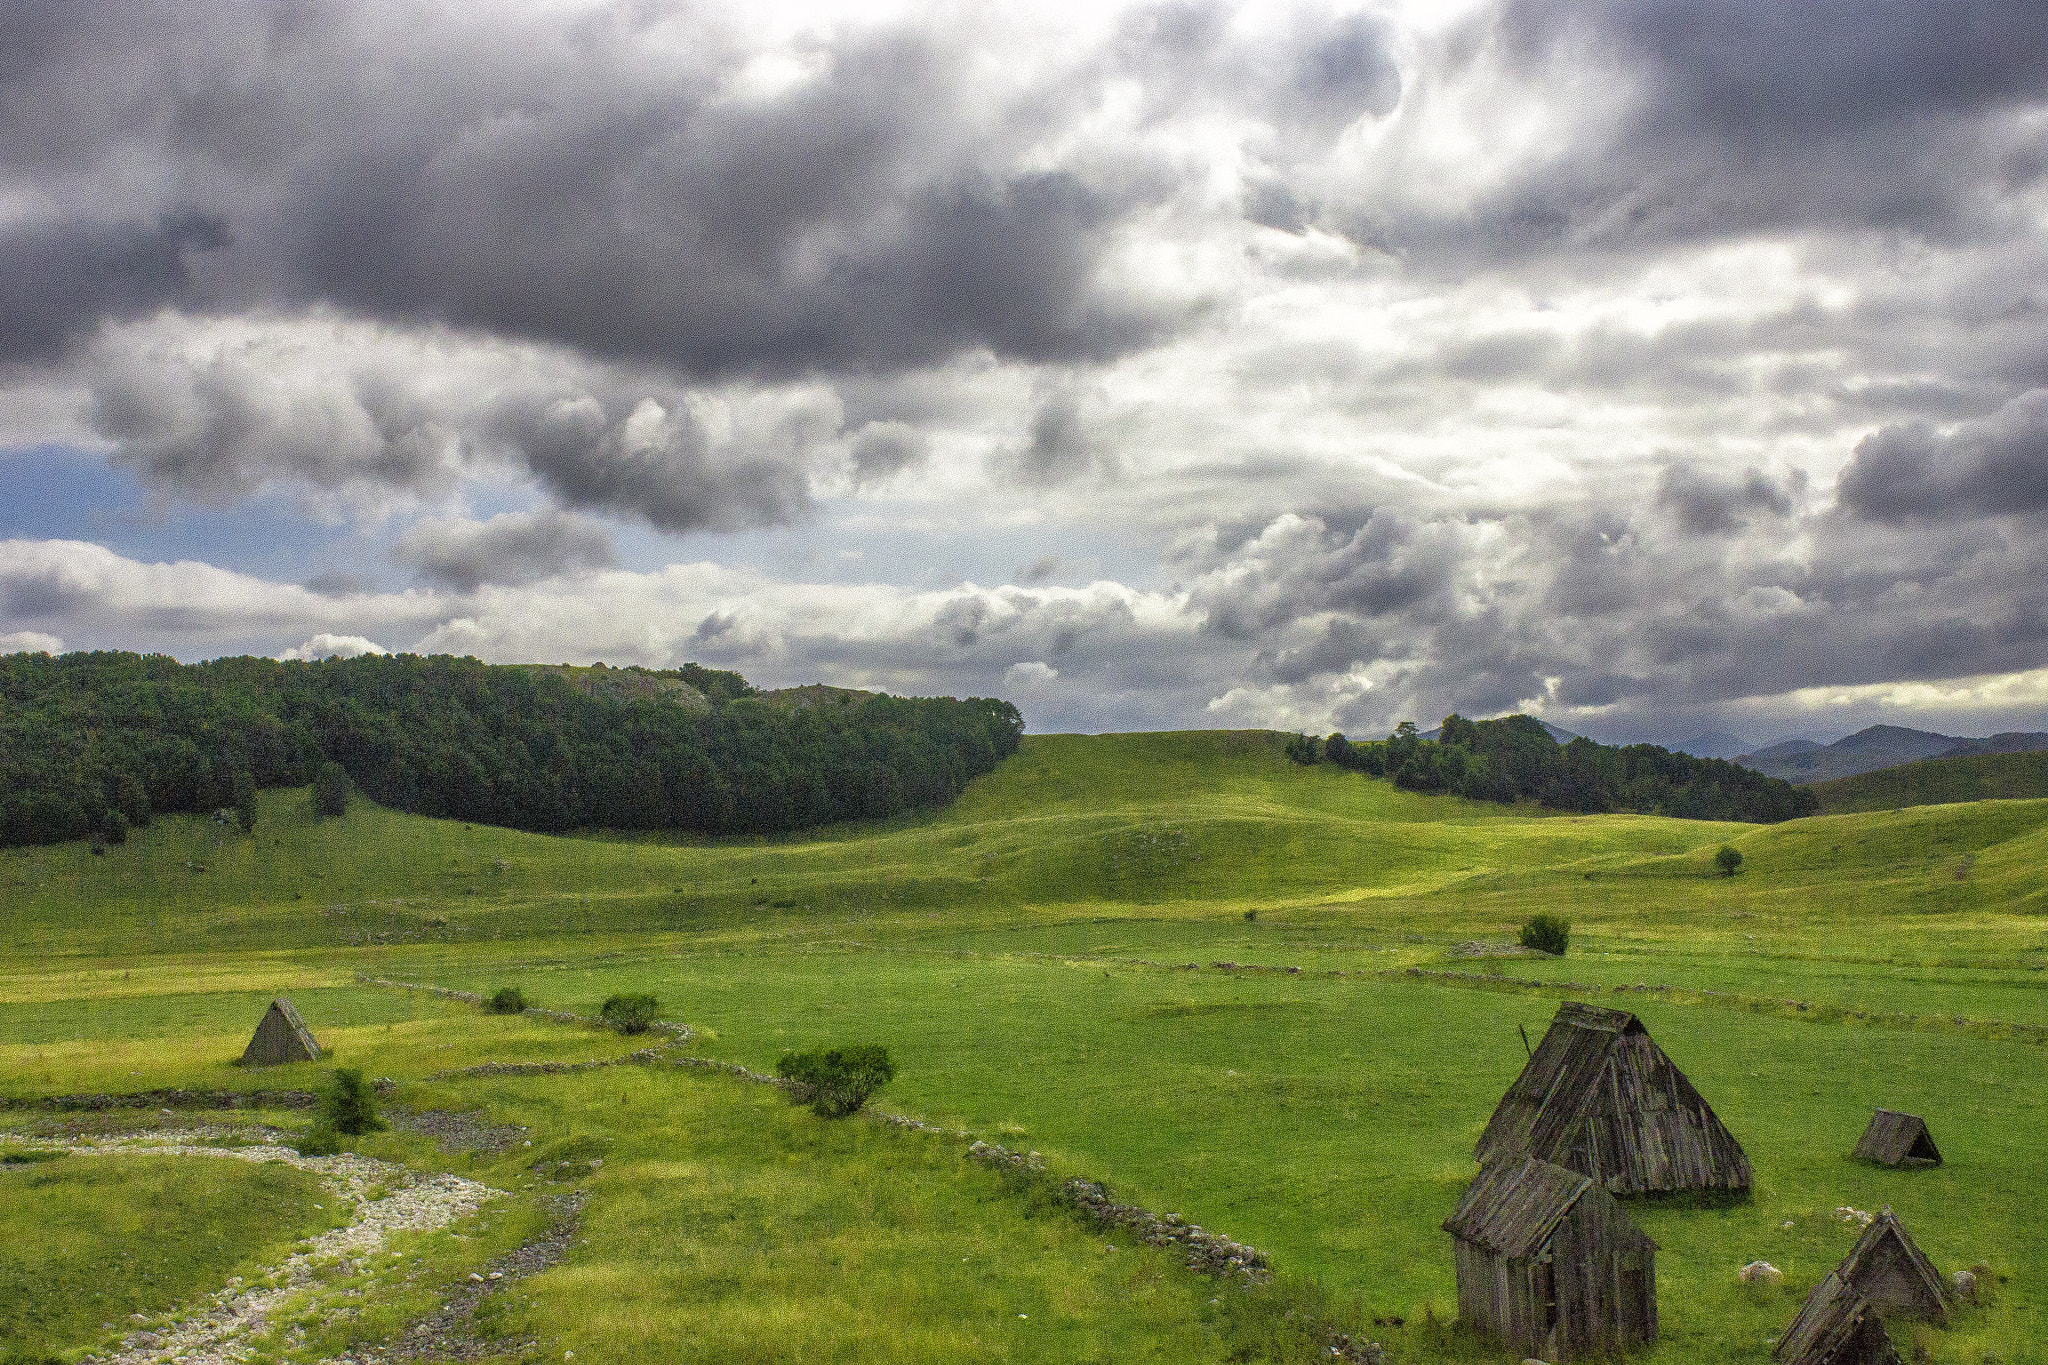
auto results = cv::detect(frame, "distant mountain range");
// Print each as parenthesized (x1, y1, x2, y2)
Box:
(1733, 725, 2048, 784)
(1420, 720, 1579, 743)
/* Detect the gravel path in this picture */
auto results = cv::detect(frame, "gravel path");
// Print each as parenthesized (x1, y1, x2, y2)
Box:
(63, 1130, 503, 1365)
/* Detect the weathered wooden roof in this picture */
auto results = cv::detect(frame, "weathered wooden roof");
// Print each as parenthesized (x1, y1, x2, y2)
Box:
(1442, 1156, 1594, 1258)
(240, 996, 322, 1065)
(1475, 1000, 1752, 1194)
(1837, 1208, 1949, 1322)
(1852, 1110, 1940, 1166)
(1774, 1271, 1900, 1365)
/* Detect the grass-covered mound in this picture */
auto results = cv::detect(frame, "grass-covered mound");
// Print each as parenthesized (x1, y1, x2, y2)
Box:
(1810, 748, 2048, 813)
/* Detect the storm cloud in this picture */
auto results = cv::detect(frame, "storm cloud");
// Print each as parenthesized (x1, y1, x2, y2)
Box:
(5, 1, 2048, 743)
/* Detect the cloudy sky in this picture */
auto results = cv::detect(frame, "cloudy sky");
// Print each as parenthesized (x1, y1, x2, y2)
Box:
(5, 0, 2048, 744)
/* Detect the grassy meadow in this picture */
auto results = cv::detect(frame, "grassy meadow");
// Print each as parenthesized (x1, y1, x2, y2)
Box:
(3, 729, 2045, 1363)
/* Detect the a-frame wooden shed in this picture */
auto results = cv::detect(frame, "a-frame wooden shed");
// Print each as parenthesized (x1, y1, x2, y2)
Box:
(1443, 1155, 1658, 1361)
(1852, 1110, 1941, 1167)
(1835, 1208, 1950, 1321)
(1774, 1271, 1900, 1365)
(240, 997, 322, 1066)
(1476, 1001, 1752, 1195)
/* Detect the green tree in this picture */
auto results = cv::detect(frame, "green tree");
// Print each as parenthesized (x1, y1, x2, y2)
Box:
(1715, 844, 1744, 877)
(312, 762, 350, 818)
(232, 770, 258, 833)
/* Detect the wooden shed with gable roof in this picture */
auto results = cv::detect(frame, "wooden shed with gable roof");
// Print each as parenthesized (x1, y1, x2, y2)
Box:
(1773, 1270, 1900, 1365)
(240, 997, 322, 1066)
(1442, 1155, 1658, 1360)
(1852, 1110, 1941, 1167)
(1476, 1000, 1751, 1195)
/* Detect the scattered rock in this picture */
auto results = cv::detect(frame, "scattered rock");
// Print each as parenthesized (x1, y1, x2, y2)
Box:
(1740, 1260, 1784, 1284)
(1952, 1268, 1979, 1303)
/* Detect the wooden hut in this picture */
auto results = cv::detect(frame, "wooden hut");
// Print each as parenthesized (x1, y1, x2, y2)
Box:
(1442, 1155, 1658, 1361)
(1835, 1208, 1950, 1321)
(1852, 1110, 1941, 1167)
(1774, 1271, 1900, 1365)
(1476, 1001, 1752, 1195)
(240, 997, 322, 1066)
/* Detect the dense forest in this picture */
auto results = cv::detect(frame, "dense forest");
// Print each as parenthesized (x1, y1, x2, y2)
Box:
(1292, 713, 1817, 822)
(0, 651, 1024, 847)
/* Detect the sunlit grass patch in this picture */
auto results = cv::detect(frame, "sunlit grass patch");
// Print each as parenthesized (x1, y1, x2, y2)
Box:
(0, 1152, 336, 1357)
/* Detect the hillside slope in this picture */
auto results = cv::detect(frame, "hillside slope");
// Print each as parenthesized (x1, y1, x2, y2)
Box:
(1809, 748, 2048, 813)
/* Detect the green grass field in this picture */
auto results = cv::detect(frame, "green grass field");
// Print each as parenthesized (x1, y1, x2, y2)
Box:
(3, 730, 2044, 1363)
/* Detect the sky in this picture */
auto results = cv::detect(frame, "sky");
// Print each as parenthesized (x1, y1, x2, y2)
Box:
(4, 0, 2048, 745)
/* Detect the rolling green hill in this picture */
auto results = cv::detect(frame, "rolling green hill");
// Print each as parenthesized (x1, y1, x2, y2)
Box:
(1810, 748, 2048, 813)
(5, 729, 2046, 1365)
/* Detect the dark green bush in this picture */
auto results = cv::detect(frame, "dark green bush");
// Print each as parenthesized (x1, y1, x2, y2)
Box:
(1283, 732, 1319, 765)
(319, 1067, 385, 1136)
(1519, 912, 1571, 956)
(294, 1124, 344, 1156)
(599, 992, 659, 1034)
(1715, 844, 1744, 876)
(485, 986, 528, 1015)
(775, 1044, 897, 1118)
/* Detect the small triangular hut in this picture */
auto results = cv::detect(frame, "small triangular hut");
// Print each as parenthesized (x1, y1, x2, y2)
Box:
(1776, 1210, 1948, 1365)
(1773, 1271, 1901, 1365)
(1476, 1000, 1751, 1195)
(1834, 1208, 1950, 1321)
(240, 997, 322, 1066)
(1443, 1155, 1658, 1361)
(1852, 1110, 1941, 1167)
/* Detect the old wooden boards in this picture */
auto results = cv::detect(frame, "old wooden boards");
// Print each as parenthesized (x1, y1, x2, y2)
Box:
(239, 996, 322, 1066)
(1442, 1155, 1658, 1361)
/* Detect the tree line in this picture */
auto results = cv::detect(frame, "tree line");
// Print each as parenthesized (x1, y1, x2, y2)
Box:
(0, 651, 1024, 847)
(1289, 713, 1817, 822)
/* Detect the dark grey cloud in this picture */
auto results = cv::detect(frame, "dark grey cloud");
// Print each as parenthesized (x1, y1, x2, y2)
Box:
(1837, 389, 2048, 522)
(996, 381, 1115, 488)
(0, 1, 1190, 379)
(847, 421, 929, 487)
(1356, 0, 2048, 262)
(396, 510, 616, 592)
(0, 212, 230, 364)
(1655, 462, 1796, 535)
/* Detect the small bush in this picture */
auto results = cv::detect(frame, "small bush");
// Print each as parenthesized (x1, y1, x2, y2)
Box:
(1243, 908, 1258, 922)
(775, 1044, 897, 1118)
(319, 1067, 385, 1136)
(600, 992, 659, 1034)
(1519, 912, 1570, 956)
(294, 1124, 344, 1156)
(485, 986, 528, 1015)
(102, 810, 129, 846)
(1715, 844, 1744, 876)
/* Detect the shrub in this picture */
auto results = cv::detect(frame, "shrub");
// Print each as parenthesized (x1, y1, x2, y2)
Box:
(485, 986, 528, 1015)
(294, 1124, 344, 1156)
(1715, 844, 1744, 876)
(775, 1044, 897, 1118)
(312, 761, 351, 818)
(102, 810, 129, 846)
(319, 1067, 385, 1136)
(1519, 912, 1571, 956)
(600, 992, 659, 1034)
(232, 770, 258, 834)
(1283, 732, 1320, 765)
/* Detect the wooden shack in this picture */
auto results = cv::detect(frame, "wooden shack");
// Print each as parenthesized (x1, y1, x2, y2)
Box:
(1476, 1000, 1752, 1195)
(1852, 1110, 1941, 1167)
(240, 997, 322, 1066)
(1774, 1271, 1900, 1365)
(1835, 1208, 1949, 1321)
(1442, 1155, 1658, 1360)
